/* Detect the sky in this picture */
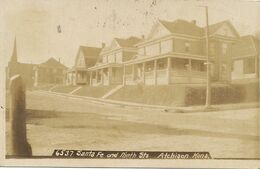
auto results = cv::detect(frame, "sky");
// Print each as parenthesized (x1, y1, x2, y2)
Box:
(0, 0, 260, 68)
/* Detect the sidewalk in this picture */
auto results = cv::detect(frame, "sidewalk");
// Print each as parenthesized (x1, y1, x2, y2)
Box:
(32, 90, 260, 113)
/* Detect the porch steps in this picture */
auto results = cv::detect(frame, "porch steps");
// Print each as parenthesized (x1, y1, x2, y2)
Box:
(70, 86, 83, 94)
(101, 85, 124, 99)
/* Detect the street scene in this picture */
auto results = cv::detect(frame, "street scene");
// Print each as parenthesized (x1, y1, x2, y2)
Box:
(6, 90, 260, 158)
(2, 0, 260, 163)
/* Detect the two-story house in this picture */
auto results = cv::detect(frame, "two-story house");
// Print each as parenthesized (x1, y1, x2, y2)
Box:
(123, 19, 240, 85)
(88, 36, 141, 86)
(34, 57, 67, 86)
(66, 46, 102, 85)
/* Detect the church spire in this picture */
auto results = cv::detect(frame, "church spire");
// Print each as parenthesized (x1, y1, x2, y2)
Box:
(10, 37, 17, 63)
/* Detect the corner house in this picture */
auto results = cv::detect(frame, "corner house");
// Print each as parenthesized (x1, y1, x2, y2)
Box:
(124, 19, 240, 85)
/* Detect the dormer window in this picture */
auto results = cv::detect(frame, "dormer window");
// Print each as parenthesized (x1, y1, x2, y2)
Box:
(185, 42, 190, 52)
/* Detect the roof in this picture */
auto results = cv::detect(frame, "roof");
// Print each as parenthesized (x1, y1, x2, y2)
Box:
(232, 35, 259, 57)
(73, 46, 102, 68)
(40, 57, 67, 69)
(159, 19, 204, 37)
(79, 46, 102, 57)
(114, 36, 141, 48)
(207, 20, 239, 37)
(157, 19, 239, 37)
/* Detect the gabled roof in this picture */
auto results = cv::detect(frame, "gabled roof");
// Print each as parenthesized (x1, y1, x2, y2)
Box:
(40, 57, 67, 69)
(158, 19, 204, 37)
(114, 36, 141, 48)
(74, 46, 102, 68)
(207, 20, 240, 37)
(149, 19, 239, 38)
(79, 46, 102, 57)
(232, 35, 259, 57)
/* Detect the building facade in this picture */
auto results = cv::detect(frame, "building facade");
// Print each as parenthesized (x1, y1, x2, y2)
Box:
(33, 57, 67, 87)
(72, 19, 260, 87)
(231, 35, 259, 83)
(66, 46, 101, 85)
(88, 37, 141, 86)
(124, 19, 239, 85)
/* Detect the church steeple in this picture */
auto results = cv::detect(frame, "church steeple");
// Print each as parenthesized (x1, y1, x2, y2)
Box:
(10, 37, 17, 63)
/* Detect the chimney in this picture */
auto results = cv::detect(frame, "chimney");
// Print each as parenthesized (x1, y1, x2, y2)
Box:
(58, 57, 61, 63)
(101, 42, 106, 48)
(141, 35, 145, 39)
(191, 20, 196, 25)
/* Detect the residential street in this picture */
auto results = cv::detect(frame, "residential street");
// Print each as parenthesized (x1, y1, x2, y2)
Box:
(7, 90, 259, 158)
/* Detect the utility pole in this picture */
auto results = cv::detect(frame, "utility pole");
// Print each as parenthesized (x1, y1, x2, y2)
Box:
(201, 6, 211, 108)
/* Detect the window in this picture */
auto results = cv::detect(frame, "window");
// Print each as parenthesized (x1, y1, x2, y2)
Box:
(161, 40, 173, 54)
(145, 61, 154, 72)
(210, 43, 215, 55)
(192, 60, 206, 72)
(244, 57, 255, 74)
(102, 55, 108, 63)
(158, 61, 166, 70)
(146, 43, 160, 56)
(223, 28, 228, 36)
(108, 54, 114, 63)
(222, 43, 228, 55)
(138, 47, 145, 55)
(185, 42, 190, 52)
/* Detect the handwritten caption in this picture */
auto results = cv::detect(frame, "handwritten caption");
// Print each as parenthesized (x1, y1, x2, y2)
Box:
(52, 150, 211, 159)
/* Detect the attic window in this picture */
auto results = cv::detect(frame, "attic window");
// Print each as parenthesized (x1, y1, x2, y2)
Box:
(185, 42, 190, 52)
(223, 28, 228, 36)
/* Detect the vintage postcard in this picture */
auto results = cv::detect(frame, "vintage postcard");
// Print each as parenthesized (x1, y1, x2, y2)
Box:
(0, 0, 260, 168)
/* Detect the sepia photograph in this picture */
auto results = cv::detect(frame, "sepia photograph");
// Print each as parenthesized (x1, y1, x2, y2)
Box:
(0, 0, 260, 167)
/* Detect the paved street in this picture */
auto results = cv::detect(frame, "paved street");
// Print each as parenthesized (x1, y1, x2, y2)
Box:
(9, 90, 259, 158)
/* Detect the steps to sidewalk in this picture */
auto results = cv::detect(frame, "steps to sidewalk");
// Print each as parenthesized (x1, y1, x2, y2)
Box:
(69, 86, 82, 94)
(101, 85, 123, 99)
(48, 85, 58, 92)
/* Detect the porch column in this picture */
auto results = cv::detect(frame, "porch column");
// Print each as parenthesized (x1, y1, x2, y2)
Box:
(132, 64, 135, 81)
(188, 59, 192, 83)
(101, 69, 104, 85)
(167, 57, 171, 84)
(109, 67, 112, 85)
(96, 70, 98, 84)
(75, 70, 78, 85)
(255, 56, 259, 78)
(72, 71, 75, 85)
(142, 63, 145, 84)
(90, 71, 92, 86)
(154, 60, 157, 85)
(123, 65, 126, 86)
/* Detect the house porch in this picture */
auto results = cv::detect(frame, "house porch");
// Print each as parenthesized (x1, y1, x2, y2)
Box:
(124, 56, 207, 85)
